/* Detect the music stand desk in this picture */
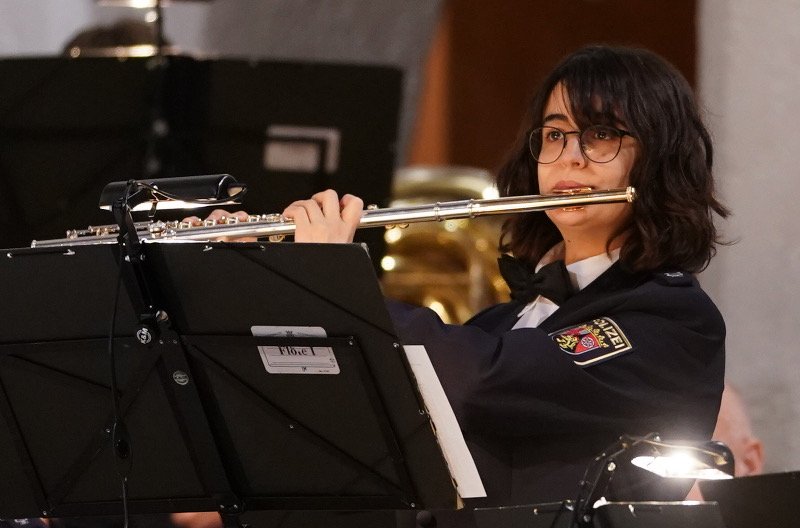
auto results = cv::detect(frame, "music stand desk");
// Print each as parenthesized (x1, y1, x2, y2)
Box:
(700, 471, 800, 528)
(0, 242, 456, 522)
(474, 501, 726, 528)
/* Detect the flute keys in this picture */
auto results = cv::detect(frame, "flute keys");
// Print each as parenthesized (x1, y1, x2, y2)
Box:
(149, 221, 167, 235)
(257, 213, 287, 242)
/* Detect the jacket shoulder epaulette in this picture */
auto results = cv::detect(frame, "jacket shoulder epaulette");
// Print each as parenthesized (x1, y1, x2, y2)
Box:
(653, 270, 693, 286)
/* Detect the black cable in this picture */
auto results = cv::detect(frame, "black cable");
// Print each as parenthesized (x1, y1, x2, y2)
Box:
(569, 435, 629, 528)
(569, 433, 665, 527)
(570, 454, 604, 528)
(549, 501, 572, 528)
(108, 195, 133, 528)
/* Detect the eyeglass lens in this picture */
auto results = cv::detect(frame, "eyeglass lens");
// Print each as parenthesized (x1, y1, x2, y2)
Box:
(529, 125, 624, 164)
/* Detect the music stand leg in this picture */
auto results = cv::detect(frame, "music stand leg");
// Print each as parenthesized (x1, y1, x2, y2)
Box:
(220, 512, 246, 528)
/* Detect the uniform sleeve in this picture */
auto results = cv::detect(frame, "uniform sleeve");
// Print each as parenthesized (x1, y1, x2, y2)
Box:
(386, 279, 725, 442)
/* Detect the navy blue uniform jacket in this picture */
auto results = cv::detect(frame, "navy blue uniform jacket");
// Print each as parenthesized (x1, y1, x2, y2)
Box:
(387, 262, 725, 511)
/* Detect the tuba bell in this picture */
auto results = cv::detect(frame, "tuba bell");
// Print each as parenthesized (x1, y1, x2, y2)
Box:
(380, 166, 510, 324)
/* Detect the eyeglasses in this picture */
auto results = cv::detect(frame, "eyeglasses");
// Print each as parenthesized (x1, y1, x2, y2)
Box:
(529, 125, 634, 164)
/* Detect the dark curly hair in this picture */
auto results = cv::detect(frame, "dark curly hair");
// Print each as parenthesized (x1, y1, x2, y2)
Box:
(497, 45, 729, 273)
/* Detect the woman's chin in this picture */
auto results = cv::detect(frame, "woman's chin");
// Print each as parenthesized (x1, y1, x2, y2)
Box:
(546, 204, 631, 234)
(546, 207, 590, 227)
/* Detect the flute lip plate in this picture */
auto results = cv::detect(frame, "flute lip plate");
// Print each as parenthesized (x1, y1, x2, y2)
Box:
(550, 186, 594, 195)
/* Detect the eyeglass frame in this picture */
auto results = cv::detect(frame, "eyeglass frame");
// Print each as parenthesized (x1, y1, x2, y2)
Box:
(528, 125, 635, 164)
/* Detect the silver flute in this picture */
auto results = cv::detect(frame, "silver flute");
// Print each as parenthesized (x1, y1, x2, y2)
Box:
(31, 186, 635, 248)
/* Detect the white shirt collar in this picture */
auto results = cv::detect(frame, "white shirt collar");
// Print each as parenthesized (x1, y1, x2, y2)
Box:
(512, 243, 620, 329)
(534, 241, 620, 291)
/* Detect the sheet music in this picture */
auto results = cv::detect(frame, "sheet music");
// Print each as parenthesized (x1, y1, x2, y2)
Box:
(403, 345, 487, 499)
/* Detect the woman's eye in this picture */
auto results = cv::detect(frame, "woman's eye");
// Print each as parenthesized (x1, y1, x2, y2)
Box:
(592, 127, 612, 140)
(545, 130, 563, 141)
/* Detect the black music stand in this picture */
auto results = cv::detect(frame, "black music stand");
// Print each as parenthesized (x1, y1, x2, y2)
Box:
(699, 471, 800, 528)
(0, 241, 457, 525)
(474, 501, 726, 528)
(0, 56, 401, 271)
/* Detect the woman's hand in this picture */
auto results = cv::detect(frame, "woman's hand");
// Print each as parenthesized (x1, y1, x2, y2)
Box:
(181, 209, 257, 242)
(282, 189, 364, 243)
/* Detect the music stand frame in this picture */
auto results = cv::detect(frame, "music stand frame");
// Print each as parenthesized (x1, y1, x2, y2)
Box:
(0, 241, 456, 524)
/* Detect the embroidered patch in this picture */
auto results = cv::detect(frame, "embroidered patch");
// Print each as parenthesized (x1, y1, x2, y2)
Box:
(549, 317, 633, 366)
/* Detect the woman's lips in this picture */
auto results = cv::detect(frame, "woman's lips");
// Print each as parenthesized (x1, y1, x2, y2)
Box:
(553, 180, 587, 190)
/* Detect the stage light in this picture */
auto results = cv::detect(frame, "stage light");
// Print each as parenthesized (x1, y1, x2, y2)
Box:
(98, 174, 247, 212)
(631, 440, 734, 480)
(571, 433, 734, 527)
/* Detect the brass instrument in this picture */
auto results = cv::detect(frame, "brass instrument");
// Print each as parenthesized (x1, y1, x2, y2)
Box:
(381, 166, 510, 324)
(30, 186, 635, 249)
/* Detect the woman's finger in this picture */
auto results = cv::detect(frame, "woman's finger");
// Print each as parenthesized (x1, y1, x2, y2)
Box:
(204, 209, 231, 223)
(340, 194, 364, 226)
(313, 189, 342, 219)
(181, 215, 202, 226)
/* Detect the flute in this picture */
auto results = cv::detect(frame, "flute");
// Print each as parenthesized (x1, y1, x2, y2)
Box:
(31, 187, 635, 248)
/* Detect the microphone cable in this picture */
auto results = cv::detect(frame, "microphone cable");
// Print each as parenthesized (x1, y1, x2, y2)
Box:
(107, 204, 133, 528)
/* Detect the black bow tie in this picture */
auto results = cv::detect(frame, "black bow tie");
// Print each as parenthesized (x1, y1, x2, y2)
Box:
(497, 254, 574, 305)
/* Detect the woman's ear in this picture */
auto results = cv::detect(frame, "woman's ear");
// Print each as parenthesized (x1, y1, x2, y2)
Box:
(740, 438, 765, 476)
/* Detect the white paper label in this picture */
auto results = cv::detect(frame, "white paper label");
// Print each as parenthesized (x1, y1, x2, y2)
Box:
(252, 326, 336, 375)
(251, 325, 327, 338)
(258, 345, 340, 375)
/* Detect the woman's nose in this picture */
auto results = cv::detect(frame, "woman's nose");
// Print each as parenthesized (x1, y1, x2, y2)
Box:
(560, 134, 587, 166)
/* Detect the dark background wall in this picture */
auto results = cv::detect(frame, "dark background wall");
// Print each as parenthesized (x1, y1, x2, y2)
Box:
(408, 0, 697, 171)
